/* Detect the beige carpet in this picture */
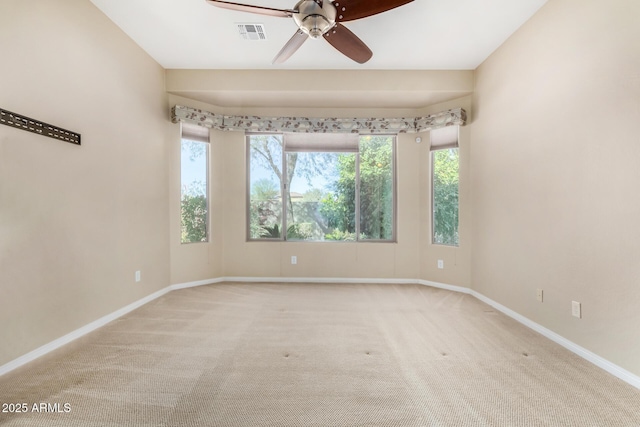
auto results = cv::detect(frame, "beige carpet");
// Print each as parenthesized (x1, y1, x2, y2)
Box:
(1, 282, 639, 426)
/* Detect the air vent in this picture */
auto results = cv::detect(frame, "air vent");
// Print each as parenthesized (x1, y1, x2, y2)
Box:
(237, 23, 267, 40)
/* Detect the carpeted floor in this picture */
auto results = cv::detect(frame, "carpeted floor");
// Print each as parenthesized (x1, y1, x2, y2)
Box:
(1, 282, 639, 426)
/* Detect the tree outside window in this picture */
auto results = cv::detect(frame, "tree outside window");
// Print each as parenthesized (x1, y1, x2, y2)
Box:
(248, 134, 395, 242)
(181, 139, 208, 243)
(432, 148, 459, 246)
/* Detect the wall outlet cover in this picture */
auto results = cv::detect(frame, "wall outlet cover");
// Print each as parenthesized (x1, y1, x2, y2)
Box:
(572, 301, 581, 318)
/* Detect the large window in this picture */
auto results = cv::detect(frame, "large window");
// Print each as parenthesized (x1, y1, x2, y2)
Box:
(248, 134, 395, 242)
(180, 124, 209, 243)
(431, 126, 459, 246)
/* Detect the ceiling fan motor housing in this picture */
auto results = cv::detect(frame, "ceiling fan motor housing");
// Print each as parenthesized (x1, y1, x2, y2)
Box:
(293, 0, 337, 38)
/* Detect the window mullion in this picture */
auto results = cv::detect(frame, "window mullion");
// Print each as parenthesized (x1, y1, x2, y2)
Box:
(355, 145, 361, 241)
(431, 151, 435, 243)
(282, 141, 287, 241)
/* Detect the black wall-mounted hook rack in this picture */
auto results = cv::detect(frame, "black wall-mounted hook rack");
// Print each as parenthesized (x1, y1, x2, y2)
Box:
(0, 108, 81, 145)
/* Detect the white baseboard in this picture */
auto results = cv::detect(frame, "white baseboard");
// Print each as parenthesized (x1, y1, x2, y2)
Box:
(219, 276, 421, 285)
(169, 276, 423, 290)
(2, 276, 639, 391)
(0, 286, 171, 377)
(418, 279, 472, 294)
(468, 289, 640, 390)
(170, 277, 225, 290)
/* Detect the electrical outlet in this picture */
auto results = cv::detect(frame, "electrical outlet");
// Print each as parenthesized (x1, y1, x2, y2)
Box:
(536, 289, 543, 302)
(572, 301, 581, 318)
(291, 256, 297, 265)
(135, 271, 141, 282)
(437, 260, 444, 269)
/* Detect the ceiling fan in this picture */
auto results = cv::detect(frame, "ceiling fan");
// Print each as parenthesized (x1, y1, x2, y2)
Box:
(205, 0, 414, 64)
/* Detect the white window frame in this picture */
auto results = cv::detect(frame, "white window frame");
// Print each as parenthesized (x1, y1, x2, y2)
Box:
(180, 123, 210, 244)
(246, 133, 397, 242)
(430, 125, 460, 247)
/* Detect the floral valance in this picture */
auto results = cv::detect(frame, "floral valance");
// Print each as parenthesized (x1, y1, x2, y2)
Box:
(171, 105, 466, 134)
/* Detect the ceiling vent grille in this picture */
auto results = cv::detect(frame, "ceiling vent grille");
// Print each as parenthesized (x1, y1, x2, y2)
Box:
(237, 23, 267, 40)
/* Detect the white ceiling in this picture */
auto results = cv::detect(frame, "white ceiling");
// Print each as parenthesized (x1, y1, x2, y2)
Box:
(89, 0, 548, 70)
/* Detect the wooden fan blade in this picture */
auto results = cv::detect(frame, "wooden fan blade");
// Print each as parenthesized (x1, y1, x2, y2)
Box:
(273, 30, 308, 64)
(323, 23, 372, 64)
(205, 0, 295, 18)
(335, 0, 414, 22)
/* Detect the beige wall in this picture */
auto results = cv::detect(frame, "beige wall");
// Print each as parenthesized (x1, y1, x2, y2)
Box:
(168, 96, 225, 285)
(168, 95, 471, 285)
(419, 97, 472, 287)
(472, 0, 640, 375)
(220, 130, 422, 280)
(165, 69, 474, 110)
(165, 66, 474, 289)
(0, 0, 170, 366)
(12, 0, 636, 382)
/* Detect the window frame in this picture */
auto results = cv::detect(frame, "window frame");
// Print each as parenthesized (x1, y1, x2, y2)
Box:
(180, 124, 210, 244)
(245, 133, 283, 242)
(246, 133, 397, 243)
(430, 146, 459, 247)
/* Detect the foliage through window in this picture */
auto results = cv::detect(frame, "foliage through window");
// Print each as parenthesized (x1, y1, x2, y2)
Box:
(248, 134, 395, 241)
(181, 134, 208, 243)
(432, 148, 459, 246)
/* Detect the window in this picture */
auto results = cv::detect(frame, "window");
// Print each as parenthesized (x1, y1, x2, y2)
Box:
(180, 123, 209, 243)
(431, 126, 459, 246)
(248, 133, 395, 241)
